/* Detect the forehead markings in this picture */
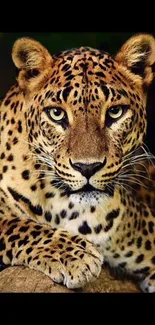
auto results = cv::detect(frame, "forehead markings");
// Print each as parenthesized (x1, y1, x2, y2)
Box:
(100, 84, 110, 101)
(43, 51, 131, 117)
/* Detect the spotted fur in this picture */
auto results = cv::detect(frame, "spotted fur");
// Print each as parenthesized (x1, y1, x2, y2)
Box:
(1, 34, 155, 292)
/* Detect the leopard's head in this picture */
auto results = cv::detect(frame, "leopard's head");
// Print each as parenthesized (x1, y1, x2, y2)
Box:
(12, 34, 155, 204)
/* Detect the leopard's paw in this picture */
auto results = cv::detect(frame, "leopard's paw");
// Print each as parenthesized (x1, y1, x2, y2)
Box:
(32, 230, 104, 289)
(139, 269, 155, 293)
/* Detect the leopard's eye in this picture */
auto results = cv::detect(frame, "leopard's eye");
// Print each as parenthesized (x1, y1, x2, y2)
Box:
(47, 107, 65, 121)
(107, 106, 123, 119)
(44, 106, 69, 129)
(44, 106, 67, 123)
(106, 105, 129, 127)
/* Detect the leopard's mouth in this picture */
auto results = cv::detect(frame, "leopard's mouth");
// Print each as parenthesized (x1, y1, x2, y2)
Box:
(69, 182, 115, 197)
(69, 183, 100, 194)
(51, 178, 114, 198)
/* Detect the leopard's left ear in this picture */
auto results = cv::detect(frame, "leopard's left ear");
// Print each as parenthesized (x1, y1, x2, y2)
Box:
(115, 34, 155, 88)
(12, 37, 53, 94)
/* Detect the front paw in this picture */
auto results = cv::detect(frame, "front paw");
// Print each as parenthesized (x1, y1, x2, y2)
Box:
(30, 230, 104, 289)
(139, 269, 155, 293)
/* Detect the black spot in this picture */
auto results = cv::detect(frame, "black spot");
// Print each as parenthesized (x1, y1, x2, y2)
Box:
(8, 234, 20, 242)
(45, 90, 51, 98)
(31, 231, 40, 239)
(94, 224, 102, 234)
(55, 215, 60, 224)
(8, 187, 28, 203)
(62, 86, 73, 102)
(151, 256, 155, 265)
(68, 202, 74, 209)
(3, 166, 8, 173)
(61, 63, 71, 71)
(70, 212, 79, 220)
(10, 118, 15, 125)
(7, 154, 13, 162)
(113, 253, 120, 258)
(34, 163, 41, 170)
(145, 240, 152, 251)
(4, 99, 10, 106)
(30, 185, 37, 191)
(124, 251, 133, 258)
(148, 221, 154, 233)
(60, 210, 67, 218)
(22, 170, 30, 180)
(6, 249, 13, 261)
(96, 71, 105, 78)
(134, 267, 150, 274)
(66, 247, 74, 252)
(29, 204, 43, 216)
(90, 206, 96, 213)
(80, 241, 86, 248)
(137, 236, 142, 248)
(104, 220, 113, 232)
(78, 221, 92, 235)
(18, 120, 22, 133)
(0, 238, 6, 251)
(143, 229, 148, 236)
(106, 209, 120, 221)
(136, 254, 144, 263)
(100, 84, 109, 100)
(28, 256, 32, 263)
(44, 239, 51, 245)
(26, 247, 33, 254)
(45, 192, 55, 199)
(7, 217, 20, 226)
(117, 89, 128, 97)
(19, 226, 29, 232)
(13, 137, 18, 145)
(45, 211, 52, 222)
(59, 237, 66, 243)
(5, 225, 17, 235)
(0, 152, 5, 159)
(127, 239, 134, 246)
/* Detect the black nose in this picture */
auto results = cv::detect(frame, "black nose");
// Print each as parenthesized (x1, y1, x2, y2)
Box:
(69, 158, 107, 179)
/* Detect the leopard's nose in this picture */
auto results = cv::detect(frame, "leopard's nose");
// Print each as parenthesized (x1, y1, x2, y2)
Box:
(69, 158, 107, 179)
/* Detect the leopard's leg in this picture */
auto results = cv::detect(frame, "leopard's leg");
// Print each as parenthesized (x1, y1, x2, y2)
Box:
(0, 210, 103, 289)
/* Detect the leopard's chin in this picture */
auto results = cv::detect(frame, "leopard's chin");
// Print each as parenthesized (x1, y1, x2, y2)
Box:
(69, 183, 115, 205)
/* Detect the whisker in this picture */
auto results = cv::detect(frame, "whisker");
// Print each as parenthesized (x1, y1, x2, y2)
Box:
(117, 177, 149, 189)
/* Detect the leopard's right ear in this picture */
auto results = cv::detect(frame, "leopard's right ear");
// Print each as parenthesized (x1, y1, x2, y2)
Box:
(12, 38, 53, 93)
(115, 34, 155, 89)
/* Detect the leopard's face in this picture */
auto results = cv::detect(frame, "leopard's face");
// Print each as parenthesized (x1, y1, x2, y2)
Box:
(24, 47, 148, 205)
(7, 34, 154, 208)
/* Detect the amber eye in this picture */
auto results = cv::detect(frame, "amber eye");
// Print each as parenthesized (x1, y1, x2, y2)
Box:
(107, 106, 123, 119)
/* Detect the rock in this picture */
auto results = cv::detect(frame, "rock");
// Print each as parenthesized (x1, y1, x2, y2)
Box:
(0, 266, 140, 293)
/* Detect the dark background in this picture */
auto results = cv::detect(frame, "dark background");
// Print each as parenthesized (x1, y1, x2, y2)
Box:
(1, 32, 155, 153)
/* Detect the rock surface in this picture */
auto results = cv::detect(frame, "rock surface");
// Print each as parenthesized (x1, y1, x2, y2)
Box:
(0, 266, 140, 293)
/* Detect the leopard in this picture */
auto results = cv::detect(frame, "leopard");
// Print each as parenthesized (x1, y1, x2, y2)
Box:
(1, 33, 155, 293)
